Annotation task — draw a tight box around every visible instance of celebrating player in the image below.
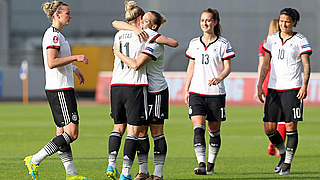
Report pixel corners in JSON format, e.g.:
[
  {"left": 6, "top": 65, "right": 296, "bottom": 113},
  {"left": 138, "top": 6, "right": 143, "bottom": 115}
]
[
  {"left": 106, "top": 1, "right": 169, "bottom": 180},
  {"left": 257, "top": 19, "right": 286, "bottom": 157},
  {"left": 113, "top": 10, "right": 178, "bottom": 180},
  {"left": 185, "top": 8, "right": 235, "bottom": 175},
  {"left": 24, "top": 1, "right": 90, "bottom": 180},
  {"left": 257, "top": 8, "right": 311, "bottom": 175}
]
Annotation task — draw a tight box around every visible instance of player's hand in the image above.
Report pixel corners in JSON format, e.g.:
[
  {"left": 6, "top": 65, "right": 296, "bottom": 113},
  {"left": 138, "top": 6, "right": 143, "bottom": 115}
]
[
  {"left": 134, "top": 28, "right": 148, "bottom": 42},
  {"left": 184, "top": 91, "right": 189, "bottom": 106},
  {"left": 208, "top": 77, "right": 221, "bottom": 86},
  {"left": 297, "top": 85, "right": 307, "bottom": 99},
  {"left": 75, "top": 55, "right": 88, "bottom": 64},
  {"left": 257, "top": 85, "right": 265, "bottom": 103},
  {"left": 74, "top": 68, "right": 85, "bottom": 84}
]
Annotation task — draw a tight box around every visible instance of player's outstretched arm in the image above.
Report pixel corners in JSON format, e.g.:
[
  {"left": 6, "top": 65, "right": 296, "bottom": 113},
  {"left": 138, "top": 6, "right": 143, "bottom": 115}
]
[
  {"left": 155, "top": 35, "right": 179, "bottom": 48},
  {"left": 46, "top": 49, "right": 88, "bottom": 69},
  {"left": 112, "top": 20, "right": 148, "bottom": 42}
]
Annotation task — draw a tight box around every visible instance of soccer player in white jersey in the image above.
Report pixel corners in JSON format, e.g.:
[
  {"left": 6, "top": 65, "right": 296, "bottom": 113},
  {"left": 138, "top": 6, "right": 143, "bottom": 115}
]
[
  {"left": 24, "top": 1, "right": 90, "bottom": 180},
  {"left": 185, "top": 8, "right": 235, "bottom": 175},
  {"left": 113, "top": 11, "right": 178, "bottom": 180},
  {"left": 257, "top": 8, "right": 311, "bottom": 175},
  {"left": 105, "top": 1, "right": 162, "bottom": 180}
]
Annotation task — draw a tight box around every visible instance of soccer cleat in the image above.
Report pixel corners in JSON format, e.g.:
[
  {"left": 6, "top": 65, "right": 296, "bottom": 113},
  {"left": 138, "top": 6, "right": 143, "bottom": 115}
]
[
  {"left": 106, "top": 166, "right": 120, "bottom": 180},
  {"left": 206, "top": 162, "right": 214, "bottom": 175},
  {"left": 146, "top": 175, "right": 163, "bottom": 180},
  {"left": 279, "top": 163, "right": 291, "bottom": 175},
  {"left": 274, "top": 158, "right": 284, "bottom": 173},
  {"left": 119, "top": 174, "right": 132, "bottom": 180},
  {"left": 267, "top": 143, "right": 275, "bottom": 156},
  {"left": 24, "top": 155, "right": 39, "bottom": 180},
  {"left": 194, "top": 162, "right": 206, "bottom": 175},
  {"left": 134, "top": 172, "right": 150, "bottom": 180},
  {"left": 66, "top": 174, "right": 92, "bottom": 180}
]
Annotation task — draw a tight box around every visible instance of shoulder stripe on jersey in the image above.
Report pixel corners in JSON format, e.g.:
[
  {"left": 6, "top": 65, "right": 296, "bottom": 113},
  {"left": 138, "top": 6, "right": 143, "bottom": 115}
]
[
  {"left": 185, "top": 53, "right": 195, "bottom": 60},
  {"left": 149, "top": 34, "right": 161, "bottom": 43},
  {"left": 47, "top": 45, "right": 60, "bottom": 50},
  {"left": 300, "top": 50, "right": 312, "bottom": 56},
  {"left": 262, "top": 46, "right": 271, "bottom": 54},
  {"left": 142, "top": 52, "right": 157, "bottom": 61},
  {"left": 223, "top": 54, "right": 235, "bottom": 60}
]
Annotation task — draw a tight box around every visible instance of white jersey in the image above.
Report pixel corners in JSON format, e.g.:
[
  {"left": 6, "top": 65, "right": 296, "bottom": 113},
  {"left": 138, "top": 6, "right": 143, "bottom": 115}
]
[
  {"left": 111, "top": 28, "right": 159, "bottom": 86},
  {"left": 263, "top": 32, "right": 312, "bottom": 90},
  {"left": 143, "top": 38, "right": 166, "bottom": 93},
  {"left": 186, "top": 36, "right": 235, "bottom": 95},
  {"left": 42, "top": 26, "right": 74, "bottom": 90}
]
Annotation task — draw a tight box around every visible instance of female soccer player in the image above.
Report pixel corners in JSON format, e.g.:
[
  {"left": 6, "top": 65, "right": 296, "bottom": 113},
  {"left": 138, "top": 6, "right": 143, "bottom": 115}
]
[
  {"left": 257, "top": 8, "right": 311, "bottom": 175},
  {"left": 185, "top": 8, "right": 235, "bottom": 175},
  {"left": 257, "top": 19, "right": 286, "bottom": 157},
  {"left": 24, "top": 1, "right": 90, "bottom": 180},
  {"left": 106, "top": 1, "right": 172, "bottom": 180},
  {"left": 113, "top": 11, "right": 178, "bottom": 180}
]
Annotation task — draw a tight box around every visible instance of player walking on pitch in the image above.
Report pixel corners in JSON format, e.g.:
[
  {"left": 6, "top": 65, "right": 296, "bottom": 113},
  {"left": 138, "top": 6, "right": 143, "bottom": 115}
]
[
  {"left": 24, "top": 1, "right": 90, "bottom": 180},
  {"left": 185, "top": 8, "right": 235, "bottom": 175},
  {"left": 257, "top": 8, "right": 311, "bottom": 175}
]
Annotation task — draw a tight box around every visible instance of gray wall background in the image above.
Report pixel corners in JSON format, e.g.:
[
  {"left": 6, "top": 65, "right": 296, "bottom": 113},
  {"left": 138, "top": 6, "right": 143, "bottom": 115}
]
[{"left": 1, "top": 0, "right": 320, "bottom": 99}]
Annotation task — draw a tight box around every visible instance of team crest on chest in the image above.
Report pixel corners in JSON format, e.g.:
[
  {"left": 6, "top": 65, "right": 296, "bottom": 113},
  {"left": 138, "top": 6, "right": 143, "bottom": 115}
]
[{"left": 53, "top": 36, "right": 59, "bottom": 43}]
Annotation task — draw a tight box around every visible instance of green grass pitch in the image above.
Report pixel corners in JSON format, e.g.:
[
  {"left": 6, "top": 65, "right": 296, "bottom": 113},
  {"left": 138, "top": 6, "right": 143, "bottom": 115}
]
[{"left": 0, "top": 103, "right": 319, "bottom": 179}]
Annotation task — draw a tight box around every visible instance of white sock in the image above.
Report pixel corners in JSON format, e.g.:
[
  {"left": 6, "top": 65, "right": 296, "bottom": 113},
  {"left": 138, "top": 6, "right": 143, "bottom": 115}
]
[{"left": 31, "top": 148, "right": 49, "bottom": 165}]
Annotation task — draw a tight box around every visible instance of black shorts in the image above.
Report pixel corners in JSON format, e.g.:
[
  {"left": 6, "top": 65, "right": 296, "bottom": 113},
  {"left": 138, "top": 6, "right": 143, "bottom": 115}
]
[
  {"left": 110, "top": 85, "right": 148, "bottom": 126},
  {"left": 188, "top": 93, "right": 226, "bottom": 122},
  {"left": 147, "top": 88, "right": 169, "bottom": 125},
  {"left": 263, "top": 89, "right": 303, "bottom": 122},
  {"left": 45, "top": 88, "right": 79, "bottom": 127}
]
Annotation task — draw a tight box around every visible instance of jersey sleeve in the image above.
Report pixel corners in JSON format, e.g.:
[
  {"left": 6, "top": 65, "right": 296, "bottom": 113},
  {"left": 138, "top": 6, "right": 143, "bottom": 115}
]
[
  {"left": 262, "top": 35, "right": 272, "bottom": 54},
  {"left": 144, "top": 28, "right": 160, "bottom": 43},
  {"left": 258, "top": 41, "right": 265, "bottom": 58},
  {"left": 222, "top": 41, "right": 235, "bottom": 60},
  {"left": 142, "top": 42, "right": 161, "bottom": 60},
  {"left": 45, "top": 31, "right": 61, "bottom": 51},
  {"left": 299, "top": 37, "right": 312, "bottom": 56},
  {"left": 185, "top": 41, "right": 195, "bottom": 60}
]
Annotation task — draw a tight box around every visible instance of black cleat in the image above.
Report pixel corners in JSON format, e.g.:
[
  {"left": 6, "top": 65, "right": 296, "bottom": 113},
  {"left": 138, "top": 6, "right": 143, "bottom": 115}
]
[
  {"left": 194, "top": 162, "right": 206, "bottom": 175},
  {"left": 206, "top": 162, "right": 214, "bottom": 174},
  {"left": 279, "top": 163, "right": 291, "bottom": 175}
]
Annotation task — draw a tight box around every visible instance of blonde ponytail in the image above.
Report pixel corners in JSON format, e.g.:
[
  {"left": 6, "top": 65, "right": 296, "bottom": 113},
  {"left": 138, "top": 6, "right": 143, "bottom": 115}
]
[{"left": 124, "top": 0, "right": 144, "bottom": 22}]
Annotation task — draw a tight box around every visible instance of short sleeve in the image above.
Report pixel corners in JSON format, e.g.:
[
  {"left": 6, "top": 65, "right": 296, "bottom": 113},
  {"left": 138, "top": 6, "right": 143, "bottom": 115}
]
[
  {"left": 263, "top": 35, "right": 272, "bottom": 54},
  {"left": 222, "top": 41, "right": 235, "bottom": 60},
  {"left": 45, "top": 32, "right": 61, "bottom": 51},
  {"left": 142, "top": 42, "right": 162, "bottom": 60},
  {"left": 258, "top": 41, "right": 265, "bottom": 57},
  {"left": 299, "top": 38, "right": 312, "bottom": 56},
  {"left": 144, "top": 28, "right": 160, "bottom": 43},
  {"left": 185, "top": 41, "right": 195, "bottom": 60}
]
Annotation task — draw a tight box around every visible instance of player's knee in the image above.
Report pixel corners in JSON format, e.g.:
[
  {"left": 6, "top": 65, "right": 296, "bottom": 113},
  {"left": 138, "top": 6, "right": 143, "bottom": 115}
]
[
  {"left": 154, "top": 134, "right": 167, "bottom": 154},
  {"left": 113, "top": 124, "right": 127, "bottom": 135},
  {"left": 194, "top": 126, "right": 205, "bottom": 147},
  {"left": 209, "top": 130, "right": 221, "bottom": 147},
  {"left": 150, "top": 125, "right": 163, "bottom": 137}
]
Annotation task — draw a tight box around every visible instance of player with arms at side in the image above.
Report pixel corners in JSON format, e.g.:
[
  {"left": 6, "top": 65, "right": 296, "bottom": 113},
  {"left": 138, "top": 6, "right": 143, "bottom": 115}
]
[
  {"left": 257, "top": 19, "right": 286, "bottom": 157},
  {"left": 185, "top": 8, "right": 234, "bottom": 175},
  {"left": 257, "top": 8, "right": 311, "bottom": 175},
  {"left": 24, "top": 1, "right": 90, "bottom": 180},
  {"left": 113, "top": 10, "right": 178, "bottom": 180}
]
